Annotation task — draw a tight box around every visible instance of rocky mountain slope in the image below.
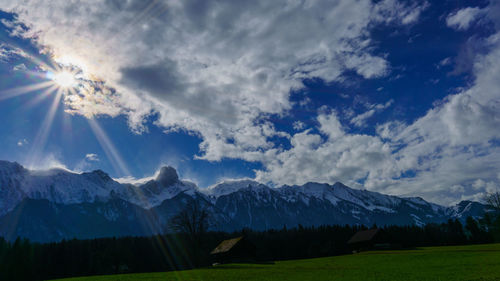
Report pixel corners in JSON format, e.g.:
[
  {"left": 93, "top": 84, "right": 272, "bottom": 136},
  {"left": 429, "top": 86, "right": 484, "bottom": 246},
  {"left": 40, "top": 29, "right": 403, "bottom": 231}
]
[{"left": 0, "top": 160, "right": 491, "bottom": 242}]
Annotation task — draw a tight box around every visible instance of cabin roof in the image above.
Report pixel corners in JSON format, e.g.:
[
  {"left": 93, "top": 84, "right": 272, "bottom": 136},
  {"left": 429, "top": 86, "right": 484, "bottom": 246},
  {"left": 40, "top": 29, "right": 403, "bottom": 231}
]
[
  {"left": 347, "top": 228, "right": 380, "bottom": 244},
  {"left": 210, "top": 236, "right": 244, "bottom": 254}
]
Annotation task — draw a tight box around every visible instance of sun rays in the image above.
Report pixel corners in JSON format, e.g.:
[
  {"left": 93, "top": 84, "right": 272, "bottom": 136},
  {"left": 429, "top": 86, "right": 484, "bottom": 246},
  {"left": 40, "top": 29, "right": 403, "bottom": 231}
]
[
  {"left": 87, "top": 118, "right": 130, "bottom": 176},
  {"left": 0, "top": 6, "right": 186, "bottom": 262},
  {"left": 26, "top": 88, "right": 64, "bottom": 168},
  {"left": 0, "top": 56, "right": 82, "bottom": 170},
  {"left": 0, "top": 1, "right": 171, "bottom": 215},
  {"left": 0, "top": 0, "right": 172, "bottom": 178},
  {"left": 0, "top": 3, "right": 197, "bottom": 266},
  {"left": 0, "top": 81, "right": 53, "bottom": 102},
  {"left": 0, "top": 51, "right": 133, "bottom": 181}
]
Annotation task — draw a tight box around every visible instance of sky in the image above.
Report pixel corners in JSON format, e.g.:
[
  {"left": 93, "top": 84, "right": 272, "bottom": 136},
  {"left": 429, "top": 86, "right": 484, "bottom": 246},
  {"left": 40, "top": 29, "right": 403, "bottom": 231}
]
[{"left": 0, "top": 0, "right": 499, "bottom": 205}]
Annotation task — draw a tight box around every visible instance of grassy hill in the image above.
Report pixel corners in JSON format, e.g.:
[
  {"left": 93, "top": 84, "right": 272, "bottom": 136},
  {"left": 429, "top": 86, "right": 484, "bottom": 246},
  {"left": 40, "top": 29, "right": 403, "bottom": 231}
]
[{"left": 54, "top": 243, "right": 500, "bottom": 281}]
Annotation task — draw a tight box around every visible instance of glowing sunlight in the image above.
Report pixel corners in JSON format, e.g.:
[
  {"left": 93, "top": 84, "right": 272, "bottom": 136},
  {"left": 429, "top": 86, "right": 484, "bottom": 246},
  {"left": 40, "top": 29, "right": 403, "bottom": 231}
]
[{"left": 50, "top": 70, "right": 77, "bottom": 89}]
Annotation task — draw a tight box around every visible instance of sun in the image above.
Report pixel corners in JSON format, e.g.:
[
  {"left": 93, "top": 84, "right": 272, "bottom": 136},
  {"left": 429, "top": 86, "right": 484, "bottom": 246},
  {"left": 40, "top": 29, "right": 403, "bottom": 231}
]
[{"left": 51, "top": 71, "right": 77, "bottom": 88}]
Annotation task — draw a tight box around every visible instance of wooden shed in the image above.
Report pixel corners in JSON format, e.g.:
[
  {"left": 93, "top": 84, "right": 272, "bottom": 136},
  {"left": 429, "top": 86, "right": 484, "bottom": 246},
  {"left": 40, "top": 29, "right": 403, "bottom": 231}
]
[
  {"left": 210, "top": 236, "right": 256, "bottom": 264},
  {"left": 347, "top": 228, "right": 390, "bottom": 252}
]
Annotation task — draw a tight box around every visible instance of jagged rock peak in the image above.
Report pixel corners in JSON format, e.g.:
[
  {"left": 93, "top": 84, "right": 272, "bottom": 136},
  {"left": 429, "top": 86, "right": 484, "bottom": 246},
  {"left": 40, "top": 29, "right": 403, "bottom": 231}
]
[
  {"left": 332, "top": 182, "right": 348, "bottom": 188},
  {"left": 87, "top": 169, "right": 112, "bottom": 181},
  {"left": 156, "top": 166, "right": 179, "bottom": 186},
  {"left": 0, "top": 160, "right": 24, "bottom": 173}
]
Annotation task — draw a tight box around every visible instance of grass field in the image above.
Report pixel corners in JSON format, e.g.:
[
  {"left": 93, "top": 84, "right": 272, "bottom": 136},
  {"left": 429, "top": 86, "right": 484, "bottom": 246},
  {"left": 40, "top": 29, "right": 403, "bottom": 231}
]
[{"left": 54, "top": 243, "right": 500, "bottom": 281}]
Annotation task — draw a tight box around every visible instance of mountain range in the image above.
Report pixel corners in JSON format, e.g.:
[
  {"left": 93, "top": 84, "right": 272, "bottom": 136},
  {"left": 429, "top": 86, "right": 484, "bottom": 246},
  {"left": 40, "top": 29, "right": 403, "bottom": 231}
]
[{"left": 0, "top": 160, "right": 491, "bottom": 242}]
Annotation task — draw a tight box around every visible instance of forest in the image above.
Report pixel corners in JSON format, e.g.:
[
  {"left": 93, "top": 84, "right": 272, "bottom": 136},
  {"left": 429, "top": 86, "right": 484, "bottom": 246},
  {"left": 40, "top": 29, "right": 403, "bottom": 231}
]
[{"left": 0, "top": 213, "right": 499, "bottom": 281}]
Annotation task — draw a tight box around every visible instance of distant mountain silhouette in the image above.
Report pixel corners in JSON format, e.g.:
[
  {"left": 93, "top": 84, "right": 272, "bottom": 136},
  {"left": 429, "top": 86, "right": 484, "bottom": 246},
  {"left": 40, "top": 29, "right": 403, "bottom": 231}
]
[{"left": 0, "top": 160, "right": 491, "bottom": 242}]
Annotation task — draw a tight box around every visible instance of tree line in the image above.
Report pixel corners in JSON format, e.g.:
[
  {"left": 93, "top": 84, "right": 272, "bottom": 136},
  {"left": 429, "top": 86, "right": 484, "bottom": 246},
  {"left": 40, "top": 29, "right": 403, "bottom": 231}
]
[
  {"left": 2, "top": 192, "right": 500, "bottom": 281},
  {"left": 0, "top": 214, "right": 498, "bottom": 281}
]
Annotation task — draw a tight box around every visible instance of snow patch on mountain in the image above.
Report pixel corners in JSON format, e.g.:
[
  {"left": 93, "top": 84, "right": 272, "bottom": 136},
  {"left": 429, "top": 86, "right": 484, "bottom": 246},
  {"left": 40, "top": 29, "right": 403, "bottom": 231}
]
[
  {"left": 0, "top": 161, "right": 201, "bottom": 214},
  {"left": 0, "top": 160, "right": 491, "bottom": 230},
  {"left": 118, "top": 180, "right": 199, "bottom": 209},
  {"left": 410, "top": 214, "right": 425, "bottom": 227},
  {"left": 279, "top": 182, "right": 400, "bottom": 213},
  {"left": 0, "top": 161, "right": 125, "bottom": 214},
  {"left": 114, "top": 166, "right": 200, "bottom": 209},
  {"left": 203, "top": 179, "right": 264, "bottom": 198},
  {"left": 405, "top": 196, "right": 445, "bottom": 213},
  {"left": 23, "top": 169, "right": 121, "bottom": 205}
]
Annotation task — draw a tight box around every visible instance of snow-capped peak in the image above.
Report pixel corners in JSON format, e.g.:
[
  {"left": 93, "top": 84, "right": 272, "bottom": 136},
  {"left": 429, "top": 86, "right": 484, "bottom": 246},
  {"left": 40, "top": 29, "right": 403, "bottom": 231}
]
[
  {"left": 85, "top": 169, "right": 113, "bottom": 182},
  {"left": 279, "top": 182, "right": 336, "bottom": 204},
  {"left": 112, "top": 166, "right": 202, "bottom": 209},
  {"left": 22, "top": 167, "right": 121, "bottom": 204},
  {"left": 0, "top": 160, "right": 489, "bottom": 228},
  {"left": 279, "top": 182, "right": 401, "bottom": 212},
  {"left": 156, "top": 166, "right": 179, "bottom": 187},
  {"left": 405, "top": 196, "right": 428, "bottom": 205},
  {"left": 203, "top": 179, "right": 264, "bottom": 197}
]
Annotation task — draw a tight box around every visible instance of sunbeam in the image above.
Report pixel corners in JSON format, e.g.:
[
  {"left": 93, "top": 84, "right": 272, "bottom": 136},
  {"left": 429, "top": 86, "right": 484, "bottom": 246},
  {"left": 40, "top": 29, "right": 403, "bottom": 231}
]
[
  {"left": 26, "top": 88, "right": 63, "bottom": 168},
  {"left": 23, "top": 84, "right": 59, "bottom": 110},
  {"left": 0, "top": 81, "right": 53, "bottom": 101},
  {"left": 87, "top": 118, "right": 131, "bottom": 177}
]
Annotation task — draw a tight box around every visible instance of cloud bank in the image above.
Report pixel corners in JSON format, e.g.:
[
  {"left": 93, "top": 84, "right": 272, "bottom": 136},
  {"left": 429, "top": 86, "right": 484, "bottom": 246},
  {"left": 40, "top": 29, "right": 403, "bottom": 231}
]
[
  {"left": 446, "top": 7, "right": 486, "bottom": 31},
  {"left": 2, "top": 0, "right": 500, "bottom": 204},
  {"left": 0, "top": 0, "right": 421, "bottom": 155}
]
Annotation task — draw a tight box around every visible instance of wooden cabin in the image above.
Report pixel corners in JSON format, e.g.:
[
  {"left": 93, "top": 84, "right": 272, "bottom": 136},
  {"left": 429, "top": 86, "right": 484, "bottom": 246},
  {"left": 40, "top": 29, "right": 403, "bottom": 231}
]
[
  {"left": 347, "top": 228, "right": 390, "bottom": 252},
  {"left": 210, "top": 236, "right": 256, "bottom": 264}
]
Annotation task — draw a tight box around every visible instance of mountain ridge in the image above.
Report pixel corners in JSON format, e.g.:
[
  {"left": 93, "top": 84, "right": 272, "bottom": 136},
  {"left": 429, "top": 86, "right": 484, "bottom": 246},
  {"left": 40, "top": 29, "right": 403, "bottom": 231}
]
[{"left": 0, "top": 160, "right": 492, "bottom": 242}]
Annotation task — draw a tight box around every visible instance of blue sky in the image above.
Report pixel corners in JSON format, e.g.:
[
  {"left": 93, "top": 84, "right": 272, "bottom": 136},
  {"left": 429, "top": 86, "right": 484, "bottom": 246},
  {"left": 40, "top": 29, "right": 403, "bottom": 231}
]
[{"left": 0, "top": 0, "right": 499, "bottom": 205}]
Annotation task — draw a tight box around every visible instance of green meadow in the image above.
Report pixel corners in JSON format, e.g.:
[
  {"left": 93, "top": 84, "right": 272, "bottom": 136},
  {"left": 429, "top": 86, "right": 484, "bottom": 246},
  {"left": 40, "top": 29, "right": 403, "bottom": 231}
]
[{"left": 54, "top": 243, "right": 500, "bottom": 281}]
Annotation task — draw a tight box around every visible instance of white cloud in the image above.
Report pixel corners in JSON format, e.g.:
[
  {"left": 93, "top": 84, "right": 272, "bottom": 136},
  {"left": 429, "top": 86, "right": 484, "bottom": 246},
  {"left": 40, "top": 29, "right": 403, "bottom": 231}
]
[
  {"left": 292, "top": 121, "right": 306, "bottom": 131},
  {"left": 372, "top": 0, "right": 429, "bottom": 25},
  {"left": 318, "top": 111, "right": 344, "bottom": 139},
  {"left": 450, "top": 185, "right": 465, "bottom": 193},
  {"left": 375, "top": 24, "right": 500, "bottom": 203},
  {"left": 299, "top": 97, "right": 312, "bottom": 107},
  {"left": 446, "top": 7, "right": 486, "bottom": 31},
  {"left": 0, "top": 18, "right": 25, "bottom": 36},
  {"left": 472, "top": 179, "right": 498, "bottom": 193},
  {"left": 256, "top": 111, "right": 395, "bottom": 189},
  {"left": 473, "top": 179, "right": 487, "bottom": 190},
  {"left": 376, "top": 121, "right": 406, "bottom": 140},
  {"left": 257, "top": 2, "right": 500, "bottom": 205},
  {"left": 74, "top": 153, "right": 100, "bottom": 172},
  {"left": 25, "top": 153, "right": 69, "bottom": 171},
  {"left": 437, "top": 57, "right": 451, "bottom": 69},
  {"left": 85, "top": 153, "right": 99, "bottom": 162},
  {"left": 12, "top": 63, "right": 27, "bottom": 71},
  {"left": 350, "top": 99, "right": 393, "bottom": 127},
  {"left": 8, "top": 0, "right": 499, "bottom": 205},
  {"left": 0, "top": 0, "right": 426, "bottom": 164},
  {"left": 17, "top": 139, "right": 28, "bottom": 147},
  {"left": 0, "top": 43, "right": 30, "bottom": 62},
  {"left": 350, "top": 109, "right": 376, "bottom": 127}
]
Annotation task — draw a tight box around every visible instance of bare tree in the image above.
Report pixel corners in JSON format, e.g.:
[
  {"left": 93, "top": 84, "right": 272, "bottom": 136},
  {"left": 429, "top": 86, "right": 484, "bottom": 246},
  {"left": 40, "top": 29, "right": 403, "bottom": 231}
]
[
  {"left": 169, "top": 200, "right": 211, "bottom": 245},
  {"left": 484, "top": 191, "right": 500, "bottom": 210},
  {"left": 483, "top": 191, "right": 500, "bottom": 242},
  {"left": 169, "top": 200, "right": 211, "bottom": 266},
  {"left": 169, "top": 200, "right": 210, "bottom": 239}
]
